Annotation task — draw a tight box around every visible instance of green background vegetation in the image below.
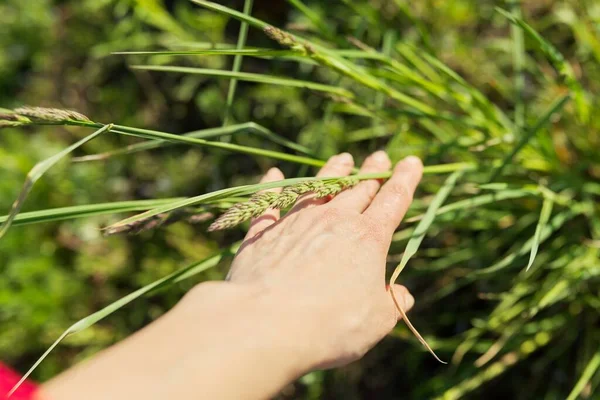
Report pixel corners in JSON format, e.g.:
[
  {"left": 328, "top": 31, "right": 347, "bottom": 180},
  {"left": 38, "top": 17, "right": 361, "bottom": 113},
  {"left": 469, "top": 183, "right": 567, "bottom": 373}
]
[{"left": 1, "top": 0, "right": 599, "bottom": 398}]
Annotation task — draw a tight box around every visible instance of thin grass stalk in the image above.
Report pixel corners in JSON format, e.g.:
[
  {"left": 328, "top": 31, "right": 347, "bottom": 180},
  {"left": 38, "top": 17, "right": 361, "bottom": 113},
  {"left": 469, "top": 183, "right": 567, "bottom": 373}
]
[
  {"left": 566, "top": 350, "right": 600, "bottom": 400},
  {"left": 73, "top": 122, "right": 315, "bottom": 161},
  {"left": 105, "top": 164, "right": 476, "bottom": 233},
  {"left": 0, "top": 198, "right": 183, "bottom": 226},
  {"left": 64, "top": 120, "right": 329, "bottom": 168},
  {"left": 510, "top": 0, "right": 526, "bottom": 128},
  {"left": 131, "top": 65, "right": 355, "bottom": 98},
  {"left": 1, "top": 108, "right": 329, "bottom": 167},
  {"left": 223, "top": 0, "right": 253, "bottom": 126}
]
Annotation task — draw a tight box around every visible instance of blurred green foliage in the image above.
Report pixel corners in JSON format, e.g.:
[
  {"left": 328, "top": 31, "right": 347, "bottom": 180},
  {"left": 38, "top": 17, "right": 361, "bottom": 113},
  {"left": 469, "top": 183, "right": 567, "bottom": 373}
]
[{"left": 1, "top": 0, "right": 600, "bottom": 399}]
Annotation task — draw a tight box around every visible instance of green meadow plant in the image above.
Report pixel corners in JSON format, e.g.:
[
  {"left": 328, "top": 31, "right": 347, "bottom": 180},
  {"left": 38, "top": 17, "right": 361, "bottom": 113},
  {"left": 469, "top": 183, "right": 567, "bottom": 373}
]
[{"left": 2, "top": 0, "right": 599, "bottom": 398}]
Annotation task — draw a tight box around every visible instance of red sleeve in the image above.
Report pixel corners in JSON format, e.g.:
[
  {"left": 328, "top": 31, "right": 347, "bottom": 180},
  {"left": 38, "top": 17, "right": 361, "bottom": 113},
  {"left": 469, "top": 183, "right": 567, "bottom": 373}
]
[{"left": 0, "top": 362, "right": 38, "bottom": 400}]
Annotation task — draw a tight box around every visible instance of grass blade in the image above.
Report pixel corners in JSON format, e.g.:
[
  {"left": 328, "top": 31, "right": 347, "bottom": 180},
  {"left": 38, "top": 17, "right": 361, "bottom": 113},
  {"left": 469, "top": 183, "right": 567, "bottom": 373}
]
[
  {"left": 496, "top": 7, "right": 589, "bottom": 122},
  {"left": 390, "top": 169, "right": 465, "bottom": 363},
  {"left": 0, "top": 124, "right": 112, "bottom": 240},
  {"left": 405, "top": 189, "right": 534, "bottom": 224},
  {"left": 73, "top": 122, "right": 315, "bottom": 161},
  {"left": 190, "top": 0, "right": 268, "bottom": 29},
  {"left": 114, "top": 48, "right": 298, "bottom": 57},
  {"left": 8, "top": 244, "right": 239, "bottom": 396},
  {"left": 390, "top": 170, "right": 465, "bottom": 283},
  {"left": 131, "top": 65, "right": 355, "bottom": 98},
  {"left": 510, "top": 1, "right": 525, "bottom": 128},
  {"left": 0, "top": 198, "right": 182, "bottom": 226},
  {"left": 526, "top": 197, "right": 554, "bottom": 271},
  {"left": 223, "top": 0, "right": 253, "bottom": 126},
  {"left": 67, "top": 122, "right": 328, "bottom": 168},
  {"left": 477, "top": 209, "right": 579, "bottom": 275},
  {"left": 566, "top": 351, "right": 600, "bottom": 400}
]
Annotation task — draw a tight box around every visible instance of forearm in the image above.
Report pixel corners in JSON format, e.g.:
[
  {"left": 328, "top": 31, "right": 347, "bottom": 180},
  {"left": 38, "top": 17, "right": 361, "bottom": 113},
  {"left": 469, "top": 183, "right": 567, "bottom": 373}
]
[{"left": 39, "top": 282, "right": 313, "bottom": 400}]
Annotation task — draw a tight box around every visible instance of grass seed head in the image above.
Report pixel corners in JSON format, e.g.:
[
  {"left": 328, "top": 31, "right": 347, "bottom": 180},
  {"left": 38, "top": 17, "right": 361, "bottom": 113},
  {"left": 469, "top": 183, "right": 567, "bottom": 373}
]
[
  {"left": 12, "top": 106, "right": 91, "bottom": 123},
  {"left": 208, "top": 177, "right": 359, "bottom": 231},
  {"left": 271, "top": 187, "right": 299, "bottom": 209},
  {"left": 263, "top": 26, "right": 297, "bottom": 47}
]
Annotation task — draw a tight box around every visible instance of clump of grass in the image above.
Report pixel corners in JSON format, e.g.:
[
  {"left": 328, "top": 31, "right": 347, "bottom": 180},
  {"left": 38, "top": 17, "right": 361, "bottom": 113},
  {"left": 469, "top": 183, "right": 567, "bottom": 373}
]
[{"left": 4, "top": 0, "right": 600, "bottom": 398}]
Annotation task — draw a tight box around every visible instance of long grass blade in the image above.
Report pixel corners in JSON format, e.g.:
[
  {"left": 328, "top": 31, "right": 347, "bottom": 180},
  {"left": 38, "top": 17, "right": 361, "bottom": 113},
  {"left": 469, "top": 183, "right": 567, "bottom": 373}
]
[
  {"left": 0, "top": 124, "right": 112, "bottom": 240},
  {"left": 8, "top": 244, "right": 238, "bottom": 396},
  {"left": 496, "top": 7, "right": 589, "bottom": 122},
  {"left": 190, "top": 0, "right": 268, "bottom": 29},
  {"left": 70, "top": 122, "right": 327, "bottom": 168},
  {"left": 73, "top": 122, "right": 314, "bottom": 161},
  {"left": 526, "top": 197, "right": 554, "bottom": 271},
  {"left": 405, "top": 189, "right": 534, "bottom": 224},
  {"left": 116, "top": 47, "right": 403, "bottom": 62},
  {"left": 224, "top": 0, "right": 253, "bottom": 126},
  {"left": 510, "top": 1, "right": 525, "bottom": 128},
  {"left": 131, "top": 65, "right": 355, "bottom": 98},
  {"left": 390, "top": 170, "right": 465, "bottom": 363},
  {"left": 390, "top": 170, "right": 465, "bottom": 283},
  {"left": 566, "top": 351, "right": 600, "bottom": 400},
  {"left": 0, "top": 198, "right": 182, "bottom": 226},
  {"left": 114, "top": 48, "right": 298, "bottom": 57}
]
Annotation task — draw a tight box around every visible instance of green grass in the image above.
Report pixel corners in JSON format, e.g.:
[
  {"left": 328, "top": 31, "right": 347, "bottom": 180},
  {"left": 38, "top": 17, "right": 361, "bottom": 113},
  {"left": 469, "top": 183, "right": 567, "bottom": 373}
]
[{"left": 2, "top": 0, "right": 599, "bottom": 398}]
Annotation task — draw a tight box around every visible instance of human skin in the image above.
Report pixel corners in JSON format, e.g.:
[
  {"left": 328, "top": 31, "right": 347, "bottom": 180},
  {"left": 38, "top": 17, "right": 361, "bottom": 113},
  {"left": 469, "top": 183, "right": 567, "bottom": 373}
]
[{"left": 38, "top": 151, "right": 422, "bottom": 400}]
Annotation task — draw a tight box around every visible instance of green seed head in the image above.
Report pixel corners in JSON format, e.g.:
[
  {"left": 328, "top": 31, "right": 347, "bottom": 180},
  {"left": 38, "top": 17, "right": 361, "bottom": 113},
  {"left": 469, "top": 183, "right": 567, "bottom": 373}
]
[{"left": 208, "top": 177, "right": 359, "bottom": 231}]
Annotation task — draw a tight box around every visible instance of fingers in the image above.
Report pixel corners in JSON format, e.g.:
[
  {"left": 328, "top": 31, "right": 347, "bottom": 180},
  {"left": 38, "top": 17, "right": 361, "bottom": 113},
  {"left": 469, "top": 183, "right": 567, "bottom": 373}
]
[
  {"left": 244, "top": 167, "right": 285, "bottom": 240},
  {"left": 330, "top": 150, "right": 391, "bottom": 212},
  {"left": 363, "top": 156, "right": 423, "bottom": 238},
  {"left": 390, "top": 284, "right": 415, "bottom": 320},
  {"left": 288, "top": 153, "right": 354, "bottom": 212}
]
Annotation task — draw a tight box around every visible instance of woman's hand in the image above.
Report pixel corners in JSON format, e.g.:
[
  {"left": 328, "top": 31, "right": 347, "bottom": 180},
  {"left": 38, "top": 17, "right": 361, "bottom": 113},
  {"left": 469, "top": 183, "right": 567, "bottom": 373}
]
[
  {"left": 227, "top": 151, "right": 423, "bottom": 369},
  {"left": 40, "top": 151, "right": 423, "bottom": 400}
]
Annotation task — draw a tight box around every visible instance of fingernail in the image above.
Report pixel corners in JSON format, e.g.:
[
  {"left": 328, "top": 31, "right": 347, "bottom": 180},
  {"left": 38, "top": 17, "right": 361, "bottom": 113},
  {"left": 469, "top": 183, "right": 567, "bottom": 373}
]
[
  {"left": 265, "top": 168, "right": 283, "bottom": 181},
  {"left": 403, "top": 155, "right": 422, "bottom": 166},
  {"left": 337, "top": 152, "right": 353, "bottom": 164},
  {"left": 267, "top": 167, "right": 279, "bottom": 176},
  {"left": 372, "top": 150, "right": 389, "bottom": 162}
]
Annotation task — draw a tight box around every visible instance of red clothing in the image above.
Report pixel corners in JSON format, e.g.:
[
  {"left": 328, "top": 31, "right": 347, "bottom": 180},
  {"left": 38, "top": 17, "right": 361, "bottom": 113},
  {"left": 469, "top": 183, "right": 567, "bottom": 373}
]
[{"left": 0, "top": 363, "right": 38, "bottom": 399}]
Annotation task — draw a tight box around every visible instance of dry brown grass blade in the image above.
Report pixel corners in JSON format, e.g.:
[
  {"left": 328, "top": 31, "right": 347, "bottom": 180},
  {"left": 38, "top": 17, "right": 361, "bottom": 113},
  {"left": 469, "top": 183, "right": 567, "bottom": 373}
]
[{"left": 390, "top": 288, "right": 447, "bottom": 364}]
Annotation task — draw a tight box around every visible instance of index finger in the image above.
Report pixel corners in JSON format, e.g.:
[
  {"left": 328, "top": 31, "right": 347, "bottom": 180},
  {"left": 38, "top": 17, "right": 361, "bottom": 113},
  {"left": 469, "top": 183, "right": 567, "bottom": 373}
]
[{"left": 363, "top": 156, "right": 423, "bottom": 238}]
